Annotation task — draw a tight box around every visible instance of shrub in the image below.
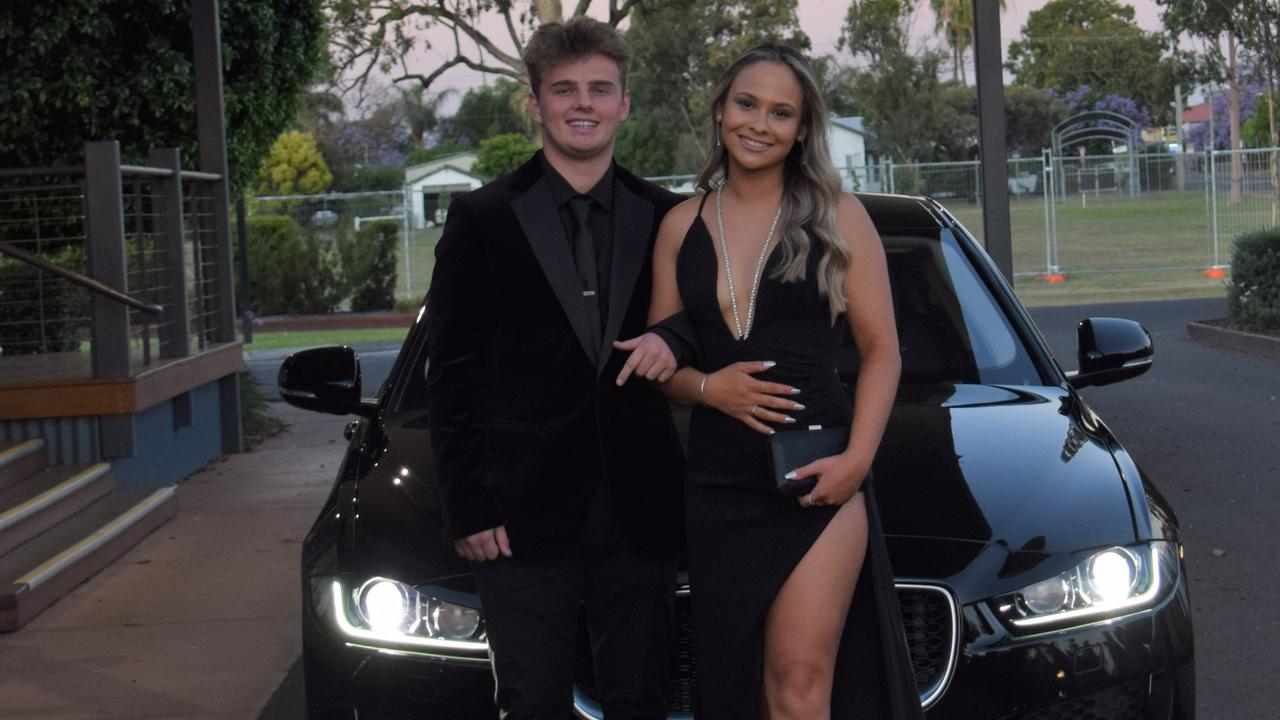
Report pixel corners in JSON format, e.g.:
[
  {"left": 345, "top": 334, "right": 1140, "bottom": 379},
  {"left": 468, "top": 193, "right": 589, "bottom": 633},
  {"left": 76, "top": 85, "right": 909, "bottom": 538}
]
[
  {"left": 340, "top": 219, "right": 400, "bottom": 311},
  {"left": 245, "top": 215, "right": 342, "bottom": 315},
  {"left": 0, "top": 248, "right": 88, "bottom": 355},
  {"left": 474, "top": 133, "right": 539, "bottom": 178},
  {"left": 1227, "top": 228, "right": 1280, "bottom": 331}
]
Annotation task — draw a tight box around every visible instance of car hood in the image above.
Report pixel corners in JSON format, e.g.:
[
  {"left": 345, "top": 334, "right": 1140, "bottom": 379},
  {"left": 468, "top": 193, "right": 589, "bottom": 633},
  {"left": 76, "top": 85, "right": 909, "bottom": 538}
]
[
  {"left": 343, "top": 384, "right": 1140, "bottom": 600},
  {"left": 874, "top": 383, "right": 1136, "bottom": 554}
]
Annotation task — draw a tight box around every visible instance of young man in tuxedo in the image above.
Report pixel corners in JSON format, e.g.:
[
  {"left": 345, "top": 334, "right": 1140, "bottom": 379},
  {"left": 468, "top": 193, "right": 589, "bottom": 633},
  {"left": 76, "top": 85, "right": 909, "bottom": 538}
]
[{"left": 424, "top": 16, "right": 688, "bottom": 720}]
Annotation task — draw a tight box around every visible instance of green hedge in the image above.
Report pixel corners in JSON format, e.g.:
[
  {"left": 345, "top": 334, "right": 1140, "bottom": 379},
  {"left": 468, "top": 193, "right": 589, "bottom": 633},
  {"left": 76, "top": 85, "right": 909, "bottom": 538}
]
[
  {"left": 0, "top": 247, "right": 87, "bottom": 354},
  {"left": 1228, "top": 228, "right": 1280, "bottom": 331},
  {"left": 340, "top": 219, "right": 399, "bottom": 311},
  {"left": 245, "top": 215, "right": 342, "bottom": 315}
]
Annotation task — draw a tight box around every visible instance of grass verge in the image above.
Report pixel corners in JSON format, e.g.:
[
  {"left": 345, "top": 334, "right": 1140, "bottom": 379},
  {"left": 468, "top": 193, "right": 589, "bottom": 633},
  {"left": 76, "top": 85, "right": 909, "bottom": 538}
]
[{"left": 244, "top": 327, "right": 411, "bottom": 352}]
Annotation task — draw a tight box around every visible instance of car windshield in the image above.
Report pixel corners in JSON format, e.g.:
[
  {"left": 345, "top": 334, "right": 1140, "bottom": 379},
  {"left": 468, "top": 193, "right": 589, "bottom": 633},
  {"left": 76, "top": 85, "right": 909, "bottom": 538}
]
[{"left": 882, "top": 228, "right": 1042, "bottom": 387}]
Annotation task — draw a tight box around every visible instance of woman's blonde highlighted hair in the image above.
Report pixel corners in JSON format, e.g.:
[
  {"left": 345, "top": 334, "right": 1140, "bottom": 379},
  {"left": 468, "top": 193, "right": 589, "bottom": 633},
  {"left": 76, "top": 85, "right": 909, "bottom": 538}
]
[{"left": 696, "top": 44, "right": 849, "bottom": 321}]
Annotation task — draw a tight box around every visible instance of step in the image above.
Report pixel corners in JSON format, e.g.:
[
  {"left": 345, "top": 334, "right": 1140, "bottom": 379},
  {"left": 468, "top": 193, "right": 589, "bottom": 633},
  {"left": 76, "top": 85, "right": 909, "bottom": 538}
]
[
  {"left": 0, "top": 486, "right": 175, "bottom": 631},
  {"left": 0, "top": 439, "right": 47, "bottom": 493},
  {"left": 0, "top": 464, "right": 113, "bottom": 558}
]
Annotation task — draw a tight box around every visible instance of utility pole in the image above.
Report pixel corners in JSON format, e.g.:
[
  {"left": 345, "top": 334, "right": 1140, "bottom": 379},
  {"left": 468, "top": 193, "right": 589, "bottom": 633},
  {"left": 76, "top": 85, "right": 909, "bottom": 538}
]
[{"left": 973, "top": 0, "right": 1012, "bottom": 282}]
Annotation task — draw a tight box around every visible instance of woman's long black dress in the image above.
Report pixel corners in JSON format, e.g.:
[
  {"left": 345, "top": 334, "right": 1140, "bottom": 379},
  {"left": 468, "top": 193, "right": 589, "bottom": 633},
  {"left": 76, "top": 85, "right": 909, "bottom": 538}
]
[{"left": 677, "top": 199, "right": 924, "bottom": 720}]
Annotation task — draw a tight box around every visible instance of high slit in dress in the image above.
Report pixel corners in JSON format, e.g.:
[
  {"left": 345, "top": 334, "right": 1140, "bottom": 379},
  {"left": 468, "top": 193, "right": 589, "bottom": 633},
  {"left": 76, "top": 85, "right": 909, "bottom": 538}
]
[{"left": 677, "top": 195, "right": 924, "bottom": 719}]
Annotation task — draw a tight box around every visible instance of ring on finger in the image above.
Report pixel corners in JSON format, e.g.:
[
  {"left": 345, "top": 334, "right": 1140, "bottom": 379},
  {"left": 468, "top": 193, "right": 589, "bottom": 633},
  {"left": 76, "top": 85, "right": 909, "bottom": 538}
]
[
  {"left": 749, "top": 405, "right": 759, "bottom": 416},
  {"left": 804, "top": 493, "right": 813, "bottom": 507}
]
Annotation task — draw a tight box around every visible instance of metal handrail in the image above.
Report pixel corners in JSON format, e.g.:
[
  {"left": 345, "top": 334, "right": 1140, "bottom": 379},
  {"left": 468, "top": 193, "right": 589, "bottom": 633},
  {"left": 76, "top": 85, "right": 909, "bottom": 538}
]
[{"left": 0, "top": 242, "right": 162, "bottom": 316}]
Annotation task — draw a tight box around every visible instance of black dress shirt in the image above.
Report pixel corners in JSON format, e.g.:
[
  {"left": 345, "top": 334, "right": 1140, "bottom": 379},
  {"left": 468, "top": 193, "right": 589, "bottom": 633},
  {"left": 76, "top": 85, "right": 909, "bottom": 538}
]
[{"left": 541, "top": 154, "right": 615, "bottom": 326}]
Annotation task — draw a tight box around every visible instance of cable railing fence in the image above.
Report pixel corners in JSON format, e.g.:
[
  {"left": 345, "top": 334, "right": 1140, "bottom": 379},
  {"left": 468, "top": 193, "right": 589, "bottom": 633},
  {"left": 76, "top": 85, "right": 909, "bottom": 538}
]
[{"left": 0, "top": 142, "right": 236, "bottom": 380}]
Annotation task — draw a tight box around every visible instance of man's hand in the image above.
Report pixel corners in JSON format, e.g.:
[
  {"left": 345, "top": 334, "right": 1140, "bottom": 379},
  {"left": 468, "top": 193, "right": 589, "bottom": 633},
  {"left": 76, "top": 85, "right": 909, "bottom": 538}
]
[
  {"left": 613, "top": 332, "right": 678, "bottom": 385},
  {"left": 454, "top": 526, "right": 512, "bottom": 561}
]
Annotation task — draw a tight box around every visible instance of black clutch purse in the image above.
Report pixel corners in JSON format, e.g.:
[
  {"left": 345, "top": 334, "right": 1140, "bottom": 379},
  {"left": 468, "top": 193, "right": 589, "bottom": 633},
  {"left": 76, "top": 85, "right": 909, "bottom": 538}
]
[{"left": 768, "top": 426, "right": 848, "bottom": 496}]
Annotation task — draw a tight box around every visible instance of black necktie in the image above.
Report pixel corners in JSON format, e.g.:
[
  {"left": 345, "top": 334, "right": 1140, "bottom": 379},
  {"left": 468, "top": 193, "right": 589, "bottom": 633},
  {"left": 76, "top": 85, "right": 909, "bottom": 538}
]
[{"left": 569, "top": 197, "right": 602, "bottom": 359}]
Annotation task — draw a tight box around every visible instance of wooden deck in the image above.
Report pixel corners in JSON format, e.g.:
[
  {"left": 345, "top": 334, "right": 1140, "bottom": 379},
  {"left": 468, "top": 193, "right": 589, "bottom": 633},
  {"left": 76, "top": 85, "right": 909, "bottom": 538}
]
[{"left": 0, "top": 343, "right": 243, "bottom": 419}]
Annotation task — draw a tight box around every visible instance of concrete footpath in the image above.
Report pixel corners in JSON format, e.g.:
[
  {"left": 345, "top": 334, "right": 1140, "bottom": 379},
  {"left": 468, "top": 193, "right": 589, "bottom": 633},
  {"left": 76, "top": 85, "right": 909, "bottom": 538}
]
[{"left": 0, "top": 403, "right": 349, "bottom": 719}]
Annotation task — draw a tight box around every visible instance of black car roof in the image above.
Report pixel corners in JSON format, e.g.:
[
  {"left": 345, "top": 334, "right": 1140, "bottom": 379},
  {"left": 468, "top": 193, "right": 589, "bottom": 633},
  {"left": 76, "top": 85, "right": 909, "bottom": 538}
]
[{"left": 853, "top": 193, "right": 948, "bottom": 233}]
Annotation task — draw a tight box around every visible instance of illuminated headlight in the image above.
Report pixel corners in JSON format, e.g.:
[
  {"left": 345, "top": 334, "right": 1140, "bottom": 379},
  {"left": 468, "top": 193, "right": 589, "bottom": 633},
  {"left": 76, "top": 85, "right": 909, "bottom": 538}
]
[
  {"left": 326, "top": 578, "right": 488, "bottom": 655},
  {"left": 990, "top": 542, "right": 1179, "bottom": 634},
  {"left": 356, "top": 578, "right": 419, "bottom": 635}
]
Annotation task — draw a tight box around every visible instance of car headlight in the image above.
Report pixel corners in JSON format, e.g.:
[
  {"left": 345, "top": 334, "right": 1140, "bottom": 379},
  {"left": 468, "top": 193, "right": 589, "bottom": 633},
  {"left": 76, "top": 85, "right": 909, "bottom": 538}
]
[
  {"left": 327, "top": 577, "right": 489, "bottom": 656},
  {"left": 990, "top": 542, "right": 1179, "bottom": 634}
]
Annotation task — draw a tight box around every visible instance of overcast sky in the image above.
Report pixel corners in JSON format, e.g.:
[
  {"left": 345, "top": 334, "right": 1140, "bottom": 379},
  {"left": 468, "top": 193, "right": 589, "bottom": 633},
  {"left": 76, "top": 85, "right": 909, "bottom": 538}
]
[{"left": 389, "top": 1, "right": 1183, "bottom": 111}]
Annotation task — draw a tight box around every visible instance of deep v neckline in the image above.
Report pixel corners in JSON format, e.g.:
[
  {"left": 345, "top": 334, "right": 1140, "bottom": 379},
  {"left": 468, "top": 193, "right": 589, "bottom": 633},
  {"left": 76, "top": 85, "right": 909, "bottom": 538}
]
[{"left": 693, "top": 213, "right": 783, "bottom": 343}]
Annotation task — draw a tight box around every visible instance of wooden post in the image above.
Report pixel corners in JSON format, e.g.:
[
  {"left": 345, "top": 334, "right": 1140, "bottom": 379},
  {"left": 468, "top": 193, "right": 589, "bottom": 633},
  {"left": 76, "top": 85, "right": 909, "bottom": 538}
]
[
  {"left": 84, "top": 141, "right": 137, "bottom": 459},
  {"left": 84, "top": 141, "right": 131, "bottom": 380},
  {"left": 149, "top": 149, "right": 191, "bottom": 360},
  {"left": 191, "top": 0, "right": 242, "bottom": 454}
]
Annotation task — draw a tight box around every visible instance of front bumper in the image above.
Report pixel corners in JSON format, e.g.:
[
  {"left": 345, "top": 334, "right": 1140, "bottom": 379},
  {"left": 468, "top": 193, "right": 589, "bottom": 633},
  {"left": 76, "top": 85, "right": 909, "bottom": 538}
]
[
  {"left": 301, "top": 569, "right": 1192, "bottom": 720},
  {"left": 924, "top": 565, "right": 1195, "bottom": 719}
]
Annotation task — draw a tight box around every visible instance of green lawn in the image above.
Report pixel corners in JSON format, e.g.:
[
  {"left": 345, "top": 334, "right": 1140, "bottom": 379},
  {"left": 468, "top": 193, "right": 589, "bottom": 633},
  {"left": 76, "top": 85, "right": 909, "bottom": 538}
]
[
  {"left": 244, "top": 327, "right": 410, "bottom": 352},
  {"left": 943, "top": 190, "right": 1241, "bottom": 305},
  {"left": 394, "top": 226, "right": 443, "bottom": 300}
]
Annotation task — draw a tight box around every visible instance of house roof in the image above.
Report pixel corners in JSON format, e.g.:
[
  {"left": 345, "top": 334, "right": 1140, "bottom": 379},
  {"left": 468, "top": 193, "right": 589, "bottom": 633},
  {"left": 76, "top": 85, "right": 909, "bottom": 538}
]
[
  {"left": 831, "top": 116, "right": 868, "bottom": 136},
  {"left": 404, "top": 151, "right": 478, "bottom": 183},
  {"left": 407, "top": 164, "right": 488, "bottom": 187},
  {"left": 1182, "top": 102, "right": 1210, "bottom": 124}
]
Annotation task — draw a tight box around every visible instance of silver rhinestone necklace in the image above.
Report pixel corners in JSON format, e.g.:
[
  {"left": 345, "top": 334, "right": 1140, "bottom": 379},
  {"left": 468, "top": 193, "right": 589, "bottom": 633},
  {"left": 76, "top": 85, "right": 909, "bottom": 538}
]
[{"left": 715, "top": 186, "right": 784, "bottom": 341}]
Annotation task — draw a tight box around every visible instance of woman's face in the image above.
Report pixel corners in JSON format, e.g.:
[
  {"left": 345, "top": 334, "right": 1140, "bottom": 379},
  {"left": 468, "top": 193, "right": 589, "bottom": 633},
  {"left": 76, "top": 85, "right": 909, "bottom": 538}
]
[{"left": 717, "top": 60, "right": 806, "bottom": 174}]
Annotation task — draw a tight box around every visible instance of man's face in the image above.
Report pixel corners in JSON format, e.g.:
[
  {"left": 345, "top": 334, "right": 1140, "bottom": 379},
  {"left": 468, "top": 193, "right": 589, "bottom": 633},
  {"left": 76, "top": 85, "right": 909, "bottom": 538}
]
[{"left": 529, "top": 53, "right": 630, "bottom": 164}]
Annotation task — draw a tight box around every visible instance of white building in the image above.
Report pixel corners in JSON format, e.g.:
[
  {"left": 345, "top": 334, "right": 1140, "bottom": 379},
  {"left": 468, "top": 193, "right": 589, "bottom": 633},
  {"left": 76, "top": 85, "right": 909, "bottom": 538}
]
[
  {"left": 403, "top": 152, "right": 486, "bottom": 229},
  {"left": 827, "top": 116, "right": 881, "bottom": 192}
]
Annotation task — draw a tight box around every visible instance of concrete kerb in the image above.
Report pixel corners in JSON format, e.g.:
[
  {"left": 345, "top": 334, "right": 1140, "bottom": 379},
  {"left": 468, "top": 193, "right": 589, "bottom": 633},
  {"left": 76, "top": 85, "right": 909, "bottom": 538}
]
[{"left": 1187, "top": 319, "right": 1280, "bottom": 361}]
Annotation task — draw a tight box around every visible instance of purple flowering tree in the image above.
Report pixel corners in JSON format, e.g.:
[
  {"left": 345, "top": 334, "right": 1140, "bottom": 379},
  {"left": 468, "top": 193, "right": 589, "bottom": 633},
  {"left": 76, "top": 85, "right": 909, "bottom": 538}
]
[
  {"left": 1056, "top": 85, "right": 1151, "bottom": 126},
  {"left": 1186, "top": 84, "right": 1263, "bottom": 152}
]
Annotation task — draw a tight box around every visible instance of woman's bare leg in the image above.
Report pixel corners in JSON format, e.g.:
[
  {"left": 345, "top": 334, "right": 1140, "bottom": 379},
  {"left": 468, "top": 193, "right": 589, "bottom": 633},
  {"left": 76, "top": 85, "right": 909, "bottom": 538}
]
[{"left": 760, "top": 493, "right": 869, "bottom": 720}]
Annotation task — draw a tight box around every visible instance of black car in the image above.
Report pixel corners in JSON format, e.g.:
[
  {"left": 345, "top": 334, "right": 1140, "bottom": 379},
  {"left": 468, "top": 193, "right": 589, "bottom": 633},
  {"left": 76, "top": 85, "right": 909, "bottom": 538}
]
[{"left": 280, "top": 193, "right": 1194, "bottom": 719}]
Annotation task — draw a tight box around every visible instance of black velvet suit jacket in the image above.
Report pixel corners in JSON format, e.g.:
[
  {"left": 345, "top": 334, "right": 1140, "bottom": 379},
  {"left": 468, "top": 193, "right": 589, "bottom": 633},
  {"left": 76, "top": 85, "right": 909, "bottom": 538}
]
[{"left": 424, "top": 153, "right": 685, "bottom": 560}]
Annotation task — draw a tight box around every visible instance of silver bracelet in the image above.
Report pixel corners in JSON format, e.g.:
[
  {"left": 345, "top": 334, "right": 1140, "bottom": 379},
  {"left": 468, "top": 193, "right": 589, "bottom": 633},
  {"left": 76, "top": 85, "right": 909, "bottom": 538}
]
[{"left": 697, "top": 372, "right": 709, "bottom": 404}]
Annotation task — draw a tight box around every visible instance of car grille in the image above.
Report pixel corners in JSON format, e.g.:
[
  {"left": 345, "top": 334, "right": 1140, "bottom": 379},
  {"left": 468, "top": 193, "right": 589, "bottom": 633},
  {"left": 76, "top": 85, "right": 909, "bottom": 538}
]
[
  {"left": 1015, "top": 679, "right": 1147, "bottom": 720},
  {"left": 574, "top": 584, "right": 957, "bottom": 715}
]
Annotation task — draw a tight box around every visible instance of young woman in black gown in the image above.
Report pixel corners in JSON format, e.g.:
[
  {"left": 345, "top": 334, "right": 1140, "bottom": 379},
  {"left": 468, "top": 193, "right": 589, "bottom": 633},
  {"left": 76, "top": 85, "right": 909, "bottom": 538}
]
[{"left": 642, "top": 46, "right": 925, "bottom": 719}]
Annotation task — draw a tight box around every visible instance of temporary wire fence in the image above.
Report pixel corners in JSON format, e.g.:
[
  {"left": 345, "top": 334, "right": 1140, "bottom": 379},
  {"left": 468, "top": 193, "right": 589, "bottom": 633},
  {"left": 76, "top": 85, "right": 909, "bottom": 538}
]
[{"left": 247, "top": 148, "right": 1280, "bottom": 304}]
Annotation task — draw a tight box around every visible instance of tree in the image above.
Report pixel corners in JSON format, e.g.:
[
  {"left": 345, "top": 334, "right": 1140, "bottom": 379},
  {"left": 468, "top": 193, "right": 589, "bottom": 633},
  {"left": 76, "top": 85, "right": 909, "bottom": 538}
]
[
  {"left": 1159, "top": 0, "right": 1280, "bottom": 204},
  {"left": 313, "top": 90, "right": 415, "bottom": 192},
  {"left": 618, "top": 0, "right": 811, "bottom": 175},
  {"left": 400, "top": 87, "right": 451, "bottom": 149},
  {"left": 473, "top": 133, "right": 540, "bottom": 178},
  {"left": 327, "top": 0, "right": 643, "bottom": 97},
  {"left": 257, "top": 131, "right": 333, "bottom": 195},
  {"left": 928, "top": 0, "right": 1007, "bottom": 84},
  {"left": 1006, "top": 0, "right": 1181, "bottom": 125},
  {"left": 1004, "top": 85, "right": 1067, "bottom": 156},
  {"left": 439, "top": 79, "right": 531, "bottom": 148},
  {"left": 841, "top": 0, "right": 952, "bottom": 163},
  {"left": 1243, "top": 92, "right": 1276, "bottom": 148},
  {"left": 0, "top": 0, "right": 325, "bottom": 193}
]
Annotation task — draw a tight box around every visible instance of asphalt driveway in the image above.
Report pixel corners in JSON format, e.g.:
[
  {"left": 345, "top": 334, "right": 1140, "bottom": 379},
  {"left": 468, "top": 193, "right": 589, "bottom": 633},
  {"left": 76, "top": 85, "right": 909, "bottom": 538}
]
[{"left": 1028, "top": 297, "right": 1277, "bottom": 719}]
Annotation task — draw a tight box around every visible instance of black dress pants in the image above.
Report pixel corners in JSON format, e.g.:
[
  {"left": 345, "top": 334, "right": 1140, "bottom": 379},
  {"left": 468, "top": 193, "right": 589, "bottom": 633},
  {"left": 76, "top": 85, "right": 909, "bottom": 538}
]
[{"left": 470, "top": 487, "right": 676, "bottom": 719}]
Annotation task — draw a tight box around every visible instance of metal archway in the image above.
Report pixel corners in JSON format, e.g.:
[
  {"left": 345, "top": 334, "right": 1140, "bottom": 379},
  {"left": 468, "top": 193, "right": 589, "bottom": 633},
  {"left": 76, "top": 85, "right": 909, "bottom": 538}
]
[{"left": 1050, "top": 111, "right": 1143, "bottom": 200}]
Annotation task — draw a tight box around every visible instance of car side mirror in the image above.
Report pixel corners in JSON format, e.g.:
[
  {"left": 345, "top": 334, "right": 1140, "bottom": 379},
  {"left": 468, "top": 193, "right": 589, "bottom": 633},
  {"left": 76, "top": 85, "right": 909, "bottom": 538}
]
[
  {"left": 1066, "top": 318, "right": 1153, "bottom": 389},
  {"left": 278, "top": 346, "right": 378, "bottom": 417}
]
